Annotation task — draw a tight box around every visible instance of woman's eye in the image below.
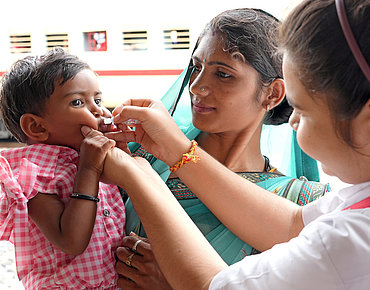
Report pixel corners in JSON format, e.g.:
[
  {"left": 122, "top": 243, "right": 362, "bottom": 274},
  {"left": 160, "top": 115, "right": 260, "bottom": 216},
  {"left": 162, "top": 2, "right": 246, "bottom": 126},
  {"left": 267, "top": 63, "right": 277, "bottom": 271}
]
[
  {"left": 192, "top": 64, "right": 201, "bottom": 74},
  {"left": 190, "top": 65, "right": 201, "bottom": 79},
  {"left": 216, "top": 71, "right": 232, "bottom": 78},
  {"left": 71, "top": 99, "right": 82, "bottom": 107},
  {"left": 95, "top": 98, "right": 102, "bottom": 106}
]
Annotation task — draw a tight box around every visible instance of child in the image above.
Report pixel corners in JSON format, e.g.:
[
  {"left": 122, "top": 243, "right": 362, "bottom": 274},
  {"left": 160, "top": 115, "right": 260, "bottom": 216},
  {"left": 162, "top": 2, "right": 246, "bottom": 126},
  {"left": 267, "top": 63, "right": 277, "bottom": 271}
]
[
  {"left": 0, "top": 48, "right": 125, "bottom": 289},
  {"left": 96, "top": 0, "right": 370, "bottom": 289}
]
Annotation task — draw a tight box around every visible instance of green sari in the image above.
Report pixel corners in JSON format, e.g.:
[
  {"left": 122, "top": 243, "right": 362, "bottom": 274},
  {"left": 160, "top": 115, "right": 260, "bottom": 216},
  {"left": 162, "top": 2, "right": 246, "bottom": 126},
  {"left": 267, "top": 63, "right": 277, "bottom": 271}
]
[
  {"left": 125, "top": 168, "right": 328, "bottom": 265},
  {"left": 124, "top": 67, "right": 329, "bottom": 265}
]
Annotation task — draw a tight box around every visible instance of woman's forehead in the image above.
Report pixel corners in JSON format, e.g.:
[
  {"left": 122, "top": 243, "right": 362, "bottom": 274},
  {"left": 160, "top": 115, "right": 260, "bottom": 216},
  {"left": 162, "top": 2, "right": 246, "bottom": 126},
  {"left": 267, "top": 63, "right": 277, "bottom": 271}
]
[{"left": 194, "top": 32, "right": 223, "bottom": 56}]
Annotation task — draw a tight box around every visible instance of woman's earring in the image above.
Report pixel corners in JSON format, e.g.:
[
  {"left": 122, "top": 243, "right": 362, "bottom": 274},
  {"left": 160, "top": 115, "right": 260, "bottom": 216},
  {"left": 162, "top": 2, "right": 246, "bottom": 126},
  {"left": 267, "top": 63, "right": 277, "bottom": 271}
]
[{"left": 266, "top": 104, "right": 271, "bottom": 111}]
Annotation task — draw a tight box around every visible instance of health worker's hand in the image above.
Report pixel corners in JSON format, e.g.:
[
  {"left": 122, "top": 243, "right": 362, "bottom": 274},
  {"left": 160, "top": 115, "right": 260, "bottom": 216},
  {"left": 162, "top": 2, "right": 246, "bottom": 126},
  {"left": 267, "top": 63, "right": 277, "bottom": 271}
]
[{"left": 104, "top": 99, "right": 192, "bottom": 167}]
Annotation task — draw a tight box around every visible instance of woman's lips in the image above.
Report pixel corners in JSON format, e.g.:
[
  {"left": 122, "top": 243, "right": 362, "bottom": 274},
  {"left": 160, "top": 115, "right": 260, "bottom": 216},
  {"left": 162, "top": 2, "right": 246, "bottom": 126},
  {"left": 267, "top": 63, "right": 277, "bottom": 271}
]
[{"left": 192, "top": 103, "right": 215, "bottom": 113}]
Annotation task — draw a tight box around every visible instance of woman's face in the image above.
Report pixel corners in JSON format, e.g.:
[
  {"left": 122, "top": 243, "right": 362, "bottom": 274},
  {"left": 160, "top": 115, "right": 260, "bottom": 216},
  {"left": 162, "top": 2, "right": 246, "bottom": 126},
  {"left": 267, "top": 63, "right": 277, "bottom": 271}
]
[
  {"left": 189, "top": 32, "right": 266, "bottom": 135},
  {"left": 283, "top": 54, "right": 367, "bottom": 183}
]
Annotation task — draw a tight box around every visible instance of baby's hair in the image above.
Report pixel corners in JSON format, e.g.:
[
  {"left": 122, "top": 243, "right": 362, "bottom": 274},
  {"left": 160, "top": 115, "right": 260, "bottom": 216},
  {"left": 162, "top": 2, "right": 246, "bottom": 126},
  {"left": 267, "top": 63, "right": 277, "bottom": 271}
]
[
  {"left": 280, "top": 0, "right": 370, "bottom": 147},
  {"left": 197, "top": 8, "right": 292, "bottom": 125},
  {"left": 0, "top": 47, "right": 91, "bottom": 143}
]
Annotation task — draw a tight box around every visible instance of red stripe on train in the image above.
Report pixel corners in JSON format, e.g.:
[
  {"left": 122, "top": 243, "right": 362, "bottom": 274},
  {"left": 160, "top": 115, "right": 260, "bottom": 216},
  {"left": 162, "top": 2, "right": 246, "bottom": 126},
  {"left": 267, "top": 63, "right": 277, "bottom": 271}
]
[
  {"left": 95, "top": 69, "right": 183, "bottom": 76},
  {"left": 0, "top": 69, "right": 183, "bottom": 77}
]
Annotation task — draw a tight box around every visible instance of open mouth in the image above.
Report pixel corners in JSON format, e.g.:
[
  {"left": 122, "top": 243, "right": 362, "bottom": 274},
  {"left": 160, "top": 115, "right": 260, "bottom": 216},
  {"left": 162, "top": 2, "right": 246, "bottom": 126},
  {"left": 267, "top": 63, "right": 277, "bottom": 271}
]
[{"left": 98, "top": 118, "right": 116, "bottom": 132}]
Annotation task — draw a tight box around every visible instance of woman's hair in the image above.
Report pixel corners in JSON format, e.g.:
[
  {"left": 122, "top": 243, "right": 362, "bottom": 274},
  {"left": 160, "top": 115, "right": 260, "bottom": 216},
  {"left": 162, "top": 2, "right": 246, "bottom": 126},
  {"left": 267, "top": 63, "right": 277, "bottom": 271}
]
[
  {"left": 0, "top": 47, "right": 91, "bottom": 143},
  {"left": 279, "top": 0, "right": 370, "bottom": 146},
  {"left": 197, "top": 8, "right": 292, "bottom": 125}
]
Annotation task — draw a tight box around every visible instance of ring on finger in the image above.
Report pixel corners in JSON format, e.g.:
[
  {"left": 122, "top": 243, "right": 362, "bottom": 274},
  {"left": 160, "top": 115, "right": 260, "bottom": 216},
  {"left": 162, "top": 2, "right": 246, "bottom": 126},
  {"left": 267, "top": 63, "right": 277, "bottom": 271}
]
[
  {"left": 125, "top": 252, "right": 135, "bottom": 267},
  {"left": 132, "top": 240, "right": 142, "bottom": 252}
]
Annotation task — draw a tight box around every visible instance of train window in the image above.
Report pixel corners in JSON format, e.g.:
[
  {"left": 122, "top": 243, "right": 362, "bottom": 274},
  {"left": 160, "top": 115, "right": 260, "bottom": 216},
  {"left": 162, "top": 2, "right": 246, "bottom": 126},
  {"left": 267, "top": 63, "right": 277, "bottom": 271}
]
[
  {"left": 46, "top": 33, "right": 69, "bottom": 50},
  {"left": 163, "top": 29, "right": 190, "bottom": 50},
  {"left": 83, "top": 31, "right": 107, "bottom": 51},
  {"left": 122, "top": 30, "right": 148, "bottom": 51},
  {"left": 9, "top": 34, "right": 32, "bottom": 54}
]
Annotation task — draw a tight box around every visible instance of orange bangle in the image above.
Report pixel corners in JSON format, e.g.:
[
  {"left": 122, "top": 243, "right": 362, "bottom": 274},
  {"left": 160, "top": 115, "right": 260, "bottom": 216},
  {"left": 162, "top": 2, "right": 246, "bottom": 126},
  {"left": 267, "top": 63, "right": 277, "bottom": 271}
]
[{"left": 169, "top": 140, "right": 200, "bottom": 172}]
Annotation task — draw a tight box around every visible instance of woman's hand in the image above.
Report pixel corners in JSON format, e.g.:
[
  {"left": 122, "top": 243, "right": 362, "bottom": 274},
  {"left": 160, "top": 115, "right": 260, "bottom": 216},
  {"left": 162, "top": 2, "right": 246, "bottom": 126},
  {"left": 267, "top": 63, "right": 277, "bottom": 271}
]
[
  {"left": 116, "top": 234, "right": 172, "bottom": 290},
  {"left": 104, "top": 98, "right": 192, "bottom": 166}
]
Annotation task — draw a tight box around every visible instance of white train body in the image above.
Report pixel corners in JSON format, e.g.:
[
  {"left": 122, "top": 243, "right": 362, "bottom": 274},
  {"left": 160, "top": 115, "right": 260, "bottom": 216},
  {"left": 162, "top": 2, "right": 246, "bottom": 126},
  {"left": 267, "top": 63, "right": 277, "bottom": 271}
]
[{"left": 0, "top": 0, "right": 299, "bottom": 110}]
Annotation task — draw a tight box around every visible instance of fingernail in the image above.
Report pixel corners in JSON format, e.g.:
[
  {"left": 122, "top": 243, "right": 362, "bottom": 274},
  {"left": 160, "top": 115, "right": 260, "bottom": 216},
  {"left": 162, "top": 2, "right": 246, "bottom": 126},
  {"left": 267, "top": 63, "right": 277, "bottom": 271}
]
[
  {"left": 129, "top": 232, "right": 138, "bottom": 237},
  {"left": 81, "top": 126, "right": 92, "bottom": 136}
]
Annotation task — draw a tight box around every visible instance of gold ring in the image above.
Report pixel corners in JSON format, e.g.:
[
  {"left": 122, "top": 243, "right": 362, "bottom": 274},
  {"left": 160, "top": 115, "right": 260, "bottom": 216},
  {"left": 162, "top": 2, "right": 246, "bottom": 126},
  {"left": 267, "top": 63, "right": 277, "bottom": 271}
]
[
  {"left": 125, "top": 253, "right": 135, "bottom": 266},
  {"left": 132, "top": 240, "right": 142, "bottom": 252}
]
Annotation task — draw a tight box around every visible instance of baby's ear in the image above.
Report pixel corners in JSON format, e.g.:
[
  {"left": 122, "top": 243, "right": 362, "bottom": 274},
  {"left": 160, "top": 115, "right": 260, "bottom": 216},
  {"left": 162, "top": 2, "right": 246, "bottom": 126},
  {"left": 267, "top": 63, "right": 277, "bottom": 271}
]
[{"left": 20, "top": 113, "right": 49, "bottom": 142}]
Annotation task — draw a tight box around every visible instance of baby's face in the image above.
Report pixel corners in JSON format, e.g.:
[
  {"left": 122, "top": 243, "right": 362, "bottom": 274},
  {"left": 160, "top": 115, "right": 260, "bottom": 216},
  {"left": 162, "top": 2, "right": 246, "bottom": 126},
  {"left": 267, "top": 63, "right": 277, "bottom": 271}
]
[{"left": 40, "top": 69, "right": 113, "bottom": 150}]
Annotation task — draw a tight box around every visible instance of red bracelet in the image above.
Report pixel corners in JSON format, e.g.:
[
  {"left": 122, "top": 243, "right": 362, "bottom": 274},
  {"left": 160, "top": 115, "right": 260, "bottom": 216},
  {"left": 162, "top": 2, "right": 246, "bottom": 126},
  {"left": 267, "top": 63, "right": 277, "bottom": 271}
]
[{"left": 169, "top": 140, "right": 200, "bottom": 172}]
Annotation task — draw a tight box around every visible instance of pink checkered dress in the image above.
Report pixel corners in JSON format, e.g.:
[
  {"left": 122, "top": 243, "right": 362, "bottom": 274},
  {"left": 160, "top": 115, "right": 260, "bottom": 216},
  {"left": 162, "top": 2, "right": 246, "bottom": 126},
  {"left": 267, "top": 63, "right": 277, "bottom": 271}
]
[{"left": 0, "top": 144, "right": 125, "bottom": 289}]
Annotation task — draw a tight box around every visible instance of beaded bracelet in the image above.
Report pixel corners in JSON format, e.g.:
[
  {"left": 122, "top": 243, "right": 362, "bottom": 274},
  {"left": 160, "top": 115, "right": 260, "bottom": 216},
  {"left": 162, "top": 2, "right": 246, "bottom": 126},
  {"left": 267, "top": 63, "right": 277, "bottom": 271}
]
[
  {"left": 169, "top": 140, "right": 200, "bottom": 172},
  {"left": 70, "top": 193, "right": 100, "bottom": 202}
]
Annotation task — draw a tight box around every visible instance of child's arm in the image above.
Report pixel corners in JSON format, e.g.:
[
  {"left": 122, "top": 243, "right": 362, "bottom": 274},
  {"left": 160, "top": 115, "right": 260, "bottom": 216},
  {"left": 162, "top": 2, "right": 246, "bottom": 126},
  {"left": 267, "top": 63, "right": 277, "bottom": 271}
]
[{"left": 27, "top": 131, "right": 115, "bottom": 256}]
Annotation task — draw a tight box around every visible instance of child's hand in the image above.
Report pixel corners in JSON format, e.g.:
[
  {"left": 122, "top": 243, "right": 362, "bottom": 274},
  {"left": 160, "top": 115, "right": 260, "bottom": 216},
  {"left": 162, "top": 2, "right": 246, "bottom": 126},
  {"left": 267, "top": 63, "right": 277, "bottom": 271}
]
[{"left": 79, "top": 126, "right": 116, "bottom": 177}]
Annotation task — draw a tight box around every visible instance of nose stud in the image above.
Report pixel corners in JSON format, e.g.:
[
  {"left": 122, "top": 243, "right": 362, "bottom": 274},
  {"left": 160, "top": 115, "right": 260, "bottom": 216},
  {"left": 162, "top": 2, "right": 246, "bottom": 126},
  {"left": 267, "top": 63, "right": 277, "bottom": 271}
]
[
  {"left": 200, "top": 87, "right": 205, "bottom": 92},
  {"left": 192, "top": 96, "right": 201, "bottom": 105}
]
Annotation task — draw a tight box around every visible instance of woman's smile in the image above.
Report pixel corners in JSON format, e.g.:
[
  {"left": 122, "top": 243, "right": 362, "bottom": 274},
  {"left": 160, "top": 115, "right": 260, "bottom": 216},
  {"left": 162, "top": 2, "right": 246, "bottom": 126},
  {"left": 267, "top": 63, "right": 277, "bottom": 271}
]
[{"left": 192, "top": 102, "right": 216, "bottom": 113}]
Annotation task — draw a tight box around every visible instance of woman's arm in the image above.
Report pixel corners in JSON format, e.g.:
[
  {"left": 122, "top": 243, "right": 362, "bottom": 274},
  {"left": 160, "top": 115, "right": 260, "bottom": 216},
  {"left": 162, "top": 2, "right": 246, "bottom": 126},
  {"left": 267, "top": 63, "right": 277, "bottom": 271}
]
[
  {"left": 175, "top": 147, "right": 304, "bottom": 251},
  {"left": 106, "top": 99, "right": 304, "bottom": 250},
  {"left": 27, "top": 130, "right": 115, "bottom": 255},
  {"left": 103, "top": 148, "right": 227, "bottom": 289}
]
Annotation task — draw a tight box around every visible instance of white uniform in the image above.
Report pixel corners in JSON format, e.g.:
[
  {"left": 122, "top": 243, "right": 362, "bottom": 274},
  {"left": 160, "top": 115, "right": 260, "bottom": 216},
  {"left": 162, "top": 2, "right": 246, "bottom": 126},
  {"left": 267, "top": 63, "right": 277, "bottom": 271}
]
[{"left": 210, "top": 181, "right": 370, "bottom": 290}]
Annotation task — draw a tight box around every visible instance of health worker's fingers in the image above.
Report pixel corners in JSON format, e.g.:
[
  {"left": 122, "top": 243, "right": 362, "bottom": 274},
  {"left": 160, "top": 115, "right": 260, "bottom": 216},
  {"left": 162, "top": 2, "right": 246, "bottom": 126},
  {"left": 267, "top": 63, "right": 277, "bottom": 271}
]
[
  {"left": 110, "top": 99, "right": 191, "bottom": 166},
  {"left": 112, "top": 102, "right": 166, "bottom": 127},
  {"left": 112, "top": 98, "right": 156, "bottom": 117},
  {"left": 104, "top": 130, "right": 136, "bottom": 144}
]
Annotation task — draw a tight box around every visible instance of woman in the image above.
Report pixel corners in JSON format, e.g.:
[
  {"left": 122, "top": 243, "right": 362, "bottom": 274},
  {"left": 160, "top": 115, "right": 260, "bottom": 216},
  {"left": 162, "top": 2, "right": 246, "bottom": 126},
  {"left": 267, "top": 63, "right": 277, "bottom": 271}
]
[
  {"left": 108, "top": 8, "right": 328, "bottom": 289},
  {"left": 88, "top": 0, "right": 370, "bottom": 289}
]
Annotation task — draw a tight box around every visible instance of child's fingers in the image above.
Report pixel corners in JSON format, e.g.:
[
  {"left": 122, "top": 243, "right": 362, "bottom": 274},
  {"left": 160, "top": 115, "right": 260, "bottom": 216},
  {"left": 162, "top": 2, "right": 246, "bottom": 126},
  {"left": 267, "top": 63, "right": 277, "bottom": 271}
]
[
  {"left": 81, "top": 127, "right": 116, "bottom": 153},
  {"left": 100, "top": 138, "right": 116, "bottom": 151},
  {"left": 81, "top": 125, "right": 93, "bottom": 137}
]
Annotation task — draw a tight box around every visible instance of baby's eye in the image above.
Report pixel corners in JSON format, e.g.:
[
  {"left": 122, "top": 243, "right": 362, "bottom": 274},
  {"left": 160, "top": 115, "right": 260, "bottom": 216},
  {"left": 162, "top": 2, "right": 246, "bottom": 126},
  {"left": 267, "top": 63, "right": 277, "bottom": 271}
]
[
  {"left": 71, "top": 99, "right": 83, "bottom": 107},
  {"left": 216, "top": 70, "right": 232, "bottom": 78},
  {"left": 95, "top": 98, "right": 102, "bottom": 106}
]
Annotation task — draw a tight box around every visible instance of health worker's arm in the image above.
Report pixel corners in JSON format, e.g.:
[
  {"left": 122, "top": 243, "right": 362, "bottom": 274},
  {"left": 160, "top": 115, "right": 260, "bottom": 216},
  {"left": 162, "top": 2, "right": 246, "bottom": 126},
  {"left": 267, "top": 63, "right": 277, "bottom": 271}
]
[{"left": 105, "top": 99, "right": 304, "bottom": 251}]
